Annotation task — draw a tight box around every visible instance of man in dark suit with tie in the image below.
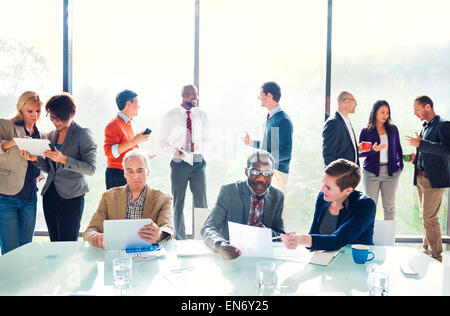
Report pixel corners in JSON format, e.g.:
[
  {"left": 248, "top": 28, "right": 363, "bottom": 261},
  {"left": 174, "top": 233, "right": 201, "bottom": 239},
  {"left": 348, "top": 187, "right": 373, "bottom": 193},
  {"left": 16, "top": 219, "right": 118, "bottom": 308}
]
[
  {"left": 322, "top": 91, "right": 361, "bottom": 167},
  {"left": 201, "top": 150, "right": 285, "bottom": 260},
  {"left": 406, "top": 95, "right": 450, "bottom": 262}
]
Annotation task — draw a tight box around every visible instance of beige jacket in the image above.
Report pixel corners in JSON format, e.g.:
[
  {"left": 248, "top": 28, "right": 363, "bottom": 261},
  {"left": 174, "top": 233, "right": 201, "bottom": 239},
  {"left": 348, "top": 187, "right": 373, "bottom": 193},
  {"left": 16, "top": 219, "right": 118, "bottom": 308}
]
[
  {"left": 83, "top": 185, "right": 175, "bottom": 241},
  {"left": 0, "top": 119, "right": 29, "bottom": 195}
]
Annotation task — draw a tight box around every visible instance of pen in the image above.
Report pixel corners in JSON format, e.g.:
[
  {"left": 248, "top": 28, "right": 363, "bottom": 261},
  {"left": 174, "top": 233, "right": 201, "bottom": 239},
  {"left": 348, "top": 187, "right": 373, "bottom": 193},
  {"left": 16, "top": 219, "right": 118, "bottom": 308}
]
[{"left": 272, "top": 233, "right": 295, "bottom": 240}]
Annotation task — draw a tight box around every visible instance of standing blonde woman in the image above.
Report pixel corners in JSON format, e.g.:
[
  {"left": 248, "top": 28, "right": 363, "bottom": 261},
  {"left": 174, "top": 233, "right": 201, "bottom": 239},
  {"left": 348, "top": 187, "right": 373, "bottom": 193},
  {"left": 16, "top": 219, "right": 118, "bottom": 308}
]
[{"left": 0, "top": 91, "right": 43, "bottom": 255}]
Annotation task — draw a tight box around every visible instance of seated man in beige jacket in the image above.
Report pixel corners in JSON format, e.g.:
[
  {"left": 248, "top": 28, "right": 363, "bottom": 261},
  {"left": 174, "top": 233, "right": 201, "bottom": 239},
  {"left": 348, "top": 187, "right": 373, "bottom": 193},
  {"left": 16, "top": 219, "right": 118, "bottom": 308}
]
[{"left": 83, "top": 149, "right": 175, "bottom": 249}]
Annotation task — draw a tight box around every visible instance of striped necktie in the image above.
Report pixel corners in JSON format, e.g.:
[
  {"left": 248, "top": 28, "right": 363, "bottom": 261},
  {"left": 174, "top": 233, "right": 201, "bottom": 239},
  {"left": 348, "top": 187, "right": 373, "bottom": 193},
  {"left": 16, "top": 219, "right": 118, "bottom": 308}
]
[{"left": 186, "top": 110, "right": 192, "bottom": 151}]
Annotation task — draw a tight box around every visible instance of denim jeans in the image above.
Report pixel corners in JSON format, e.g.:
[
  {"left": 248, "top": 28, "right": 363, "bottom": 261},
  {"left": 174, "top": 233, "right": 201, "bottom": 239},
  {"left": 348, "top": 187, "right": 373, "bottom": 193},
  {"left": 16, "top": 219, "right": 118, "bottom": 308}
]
[{"left": 0, "top": 194, "right": 37, "bottom": 255}]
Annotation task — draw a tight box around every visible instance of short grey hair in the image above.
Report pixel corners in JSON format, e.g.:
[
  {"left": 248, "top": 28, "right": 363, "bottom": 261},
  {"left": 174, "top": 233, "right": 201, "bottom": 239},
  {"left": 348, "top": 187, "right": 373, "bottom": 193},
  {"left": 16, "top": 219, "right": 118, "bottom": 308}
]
[
  {"left": 247, "top": 149, "right": 275, "bottom": 170},
  {"left": 122, "top": 149, "right": 150, "bottom": 170}
]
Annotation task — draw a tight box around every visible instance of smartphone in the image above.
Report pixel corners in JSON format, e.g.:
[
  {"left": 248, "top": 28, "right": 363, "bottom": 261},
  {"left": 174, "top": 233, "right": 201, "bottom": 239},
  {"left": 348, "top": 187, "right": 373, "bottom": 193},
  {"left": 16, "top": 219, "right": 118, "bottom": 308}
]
[{"left": 143, "top": 128, "right": 152, "bottom": 135}]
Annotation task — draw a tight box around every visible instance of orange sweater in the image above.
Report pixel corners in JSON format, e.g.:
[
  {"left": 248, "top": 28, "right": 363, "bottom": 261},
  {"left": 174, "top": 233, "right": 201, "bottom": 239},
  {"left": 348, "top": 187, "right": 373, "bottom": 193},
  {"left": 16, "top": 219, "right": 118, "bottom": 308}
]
[{"left": 104, "top": 115, "right": 138, "bottom": 169}]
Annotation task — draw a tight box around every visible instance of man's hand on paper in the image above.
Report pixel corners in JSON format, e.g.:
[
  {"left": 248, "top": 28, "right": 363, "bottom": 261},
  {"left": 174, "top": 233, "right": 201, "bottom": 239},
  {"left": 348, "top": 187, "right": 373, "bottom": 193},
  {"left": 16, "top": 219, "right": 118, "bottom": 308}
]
[
  {"left": 219, "top": 241, "right": 242, "bottom": 260},
  {"left": 171, "top": 147, "right": 185, "bottom": 159}
]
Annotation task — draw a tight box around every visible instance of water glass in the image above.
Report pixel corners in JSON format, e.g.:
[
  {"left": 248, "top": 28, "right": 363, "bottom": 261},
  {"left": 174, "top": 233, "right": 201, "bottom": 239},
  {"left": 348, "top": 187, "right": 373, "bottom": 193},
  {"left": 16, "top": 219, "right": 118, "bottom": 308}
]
[
  {"left": 113, "top": 257, "right": 133, "bottom": 287},
  {"left": 368, "top": 266, "right": 389, "bottom": 296},
  {"left": 257, "top": 261, "right": 276, "bottom": 289}
]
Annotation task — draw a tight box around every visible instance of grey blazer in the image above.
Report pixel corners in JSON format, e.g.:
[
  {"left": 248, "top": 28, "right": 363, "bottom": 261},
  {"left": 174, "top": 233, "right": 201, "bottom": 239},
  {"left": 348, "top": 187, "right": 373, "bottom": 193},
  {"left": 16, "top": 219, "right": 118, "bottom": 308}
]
[
  {"left": 37, "top": 121, "right": 97, "bottom": 199},
  {"left": 0, "top": 119, "right": 29, "bottom": 195},
  {"left": 201, "top": 180, "right": 285, "bottom": 253}
]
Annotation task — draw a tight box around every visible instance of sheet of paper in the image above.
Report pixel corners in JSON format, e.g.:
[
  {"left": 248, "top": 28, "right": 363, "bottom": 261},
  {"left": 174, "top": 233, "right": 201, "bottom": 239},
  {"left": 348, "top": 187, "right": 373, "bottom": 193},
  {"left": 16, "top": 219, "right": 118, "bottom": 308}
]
[
  {"left": 13, "top": 137, "right": 51, "bottom": 157},
  {"left": 179, "top": 148, "right": 193, "bottom": 166},
  {"left": 228, "top": 221, "right": 273, "bottom": 258}
]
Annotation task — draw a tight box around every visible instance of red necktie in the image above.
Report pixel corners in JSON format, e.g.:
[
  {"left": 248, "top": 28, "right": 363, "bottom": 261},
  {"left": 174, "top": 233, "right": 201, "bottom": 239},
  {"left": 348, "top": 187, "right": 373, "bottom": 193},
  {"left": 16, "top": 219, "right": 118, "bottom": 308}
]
[
  {"left": 267, "top": 113, "right": 270, "bottom": 120},
  {"left": 186, "top": 110, "right": 192, "bottom": 151}
]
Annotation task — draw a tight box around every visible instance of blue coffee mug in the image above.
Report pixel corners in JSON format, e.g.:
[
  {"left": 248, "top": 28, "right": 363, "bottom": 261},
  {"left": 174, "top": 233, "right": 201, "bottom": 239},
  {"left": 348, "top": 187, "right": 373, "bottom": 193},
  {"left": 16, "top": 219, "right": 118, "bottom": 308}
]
[{"left": 351, "top": 244, "right": 375, "bottom": 264}]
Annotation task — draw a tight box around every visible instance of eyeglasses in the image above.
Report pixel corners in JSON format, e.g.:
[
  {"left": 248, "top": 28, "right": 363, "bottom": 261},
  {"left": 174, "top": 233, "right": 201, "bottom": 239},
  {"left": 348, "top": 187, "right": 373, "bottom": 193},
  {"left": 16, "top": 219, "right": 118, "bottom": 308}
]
[
  {"left": 248, "top": 168, "right": 274, "bottom": 178},
  {"left": 46, "top": 112, "right": 61, "bottom": 123},
  {"left": 125, "top": 168, "right": 146, "bottom": 176}
]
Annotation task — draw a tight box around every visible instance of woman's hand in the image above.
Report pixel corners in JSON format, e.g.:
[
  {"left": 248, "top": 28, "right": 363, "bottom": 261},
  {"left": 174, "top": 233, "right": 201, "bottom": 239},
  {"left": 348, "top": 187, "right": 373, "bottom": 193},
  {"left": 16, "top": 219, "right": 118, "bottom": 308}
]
[
  {"left": 1, "top": 139, "right": 17, "bottom": 151},
  {"left": 371, "top": 142, "right": 388, "bottom": 152},
  {"left": 19, "top": 150, "right": 38, "bottom": 162},
  {"left": 44, "top": 149, "right": 67, "bottom": 164}
]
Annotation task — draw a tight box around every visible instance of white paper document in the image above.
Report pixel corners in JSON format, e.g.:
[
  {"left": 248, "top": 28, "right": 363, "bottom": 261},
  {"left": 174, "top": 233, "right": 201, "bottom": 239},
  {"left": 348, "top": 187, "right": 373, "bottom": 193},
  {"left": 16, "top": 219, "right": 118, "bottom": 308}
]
[
  {"left": 179, "top": 148, "right": 193, "bottom": 166},
  {"left": 228, "top": 221, "right": 274, "bottom": 257},
  {"left": 13, "top": 137, "right": 51, "bottom": 157}
]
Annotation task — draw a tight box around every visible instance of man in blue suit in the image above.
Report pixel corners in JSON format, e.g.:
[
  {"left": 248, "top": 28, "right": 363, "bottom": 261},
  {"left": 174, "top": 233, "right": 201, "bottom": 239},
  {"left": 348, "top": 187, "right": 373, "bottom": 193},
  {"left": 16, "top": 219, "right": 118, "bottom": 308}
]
[{"left": 243, "top": 82, "right": 293, "bottom": 227}]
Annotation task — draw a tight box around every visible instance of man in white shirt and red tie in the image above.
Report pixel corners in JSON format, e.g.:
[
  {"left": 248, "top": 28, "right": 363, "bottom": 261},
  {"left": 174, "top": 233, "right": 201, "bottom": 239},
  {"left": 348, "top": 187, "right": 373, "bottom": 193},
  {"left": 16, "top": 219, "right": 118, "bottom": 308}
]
[{"left": 159, "top": 84, "right": 211, "bottom": 239}]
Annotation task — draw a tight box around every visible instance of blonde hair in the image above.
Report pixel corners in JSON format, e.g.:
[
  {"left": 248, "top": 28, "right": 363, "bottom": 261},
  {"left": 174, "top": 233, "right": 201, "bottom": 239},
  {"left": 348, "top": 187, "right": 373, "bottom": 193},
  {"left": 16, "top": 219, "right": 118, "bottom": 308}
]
[{"left": 13, "top": 91, "right": 42, "bottom": 122}]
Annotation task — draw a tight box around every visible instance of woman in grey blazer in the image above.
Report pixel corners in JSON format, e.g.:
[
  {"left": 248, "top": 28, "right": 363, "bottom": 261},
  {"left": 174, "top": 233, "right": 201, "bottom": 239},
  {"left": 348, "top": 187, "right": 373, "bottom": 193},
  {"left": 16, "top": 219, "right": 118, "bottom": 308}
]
[
  {"left": 0, "top": 91, "right": 43, "bottom": 254},
  {"left": 25, "top": 93, "right": 97, "bottom": 241}
]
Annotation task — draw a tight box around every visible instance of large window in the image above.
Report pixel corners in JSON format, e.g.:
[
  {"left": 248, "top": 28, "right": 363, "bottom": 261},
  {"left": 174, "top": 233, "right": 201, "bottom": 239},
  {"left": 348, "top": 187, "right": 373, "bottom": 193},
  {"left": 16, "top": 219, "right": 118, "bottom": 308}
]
[
  {"left": 332, "top": 0, "right": 450, "bottom": 235},
  {"left": 200, "top": 0, "right": 327, "bottom": 232},
  {"left": 72, "top": 0, "right": 195, "bottom": 230},
  {"left": 0, "top": 0, "right": 63, "bottom": 232}
]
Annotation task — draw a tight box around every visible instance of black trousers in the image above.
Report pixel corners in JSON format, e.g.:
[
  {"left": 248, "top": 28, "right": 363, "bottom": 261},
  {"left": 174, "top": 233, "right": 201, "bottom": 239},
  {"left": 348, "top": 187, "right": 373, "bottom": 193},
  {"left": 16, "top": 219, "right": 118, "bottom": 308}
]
[
  {"left": 43, "top": 182, "right": 85, "bottom": 242},
  {"left": 170, "top": 158, "right": 208, "bottom": 240},
  {"left": 105, "top": 168, "right": 127, "bottom": 190}
]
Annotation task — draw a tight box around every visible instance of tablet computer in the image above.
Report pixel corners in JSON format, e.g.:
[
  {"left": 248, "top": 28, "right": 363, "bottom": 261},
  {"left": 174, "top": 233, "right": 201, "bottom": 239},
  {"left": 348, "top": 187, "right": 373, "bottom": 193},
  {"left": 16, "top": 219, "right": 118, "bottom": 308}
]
[
  {"left": 13, "top": 138, "right": 51, "bottom": 157},
  {"left": 104, "top": 219, "right": 154, "bottom": 251}
]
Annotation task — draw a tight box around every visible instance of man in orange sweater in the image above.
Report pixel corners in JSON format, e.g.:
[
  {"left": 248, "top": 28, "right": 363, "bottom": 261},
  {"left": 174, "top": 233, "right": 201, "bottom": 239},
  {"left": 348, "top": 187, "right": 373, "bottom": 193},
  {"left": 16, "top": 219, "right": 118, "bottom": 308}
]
[{"left": 104, "top": 89, "right": 149, "bottom": 189}]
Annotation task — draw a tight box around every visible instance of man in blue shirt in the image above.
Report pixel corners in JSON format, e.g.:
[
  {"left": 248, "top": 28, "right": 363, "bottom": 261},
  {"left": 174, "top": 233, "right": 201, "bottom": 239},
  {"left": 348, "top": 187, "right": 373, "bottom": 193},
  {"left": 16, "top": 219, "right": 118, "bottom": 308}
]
[{"left": 243, "top": 82, "right": 293, "bottom": 227}]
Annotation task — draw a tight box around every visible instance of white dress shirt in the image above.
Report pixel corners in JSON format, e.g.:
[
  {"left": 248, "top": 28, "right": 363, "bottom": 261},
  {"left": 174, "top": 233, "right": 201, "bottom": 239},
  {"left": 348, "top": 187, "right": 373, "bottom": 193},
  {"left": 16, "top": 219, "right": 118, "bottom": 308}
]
[
  {"left": 158, "top": 106, "right": 211, "bottom": 158},
  {"left": 337, "top": 111, "right": 358, "bottom": 163}
]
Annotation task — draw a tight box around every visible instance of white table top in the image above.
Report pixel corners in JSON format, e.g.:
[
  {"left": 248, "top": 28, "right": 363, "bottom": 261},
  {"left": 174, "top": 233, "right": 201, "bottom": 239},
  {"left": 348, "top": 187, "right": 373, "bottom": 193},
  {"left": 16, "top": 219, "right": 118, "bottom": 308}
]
[{"left": 0, "top": 240, "right": 448, "bottom": 296}]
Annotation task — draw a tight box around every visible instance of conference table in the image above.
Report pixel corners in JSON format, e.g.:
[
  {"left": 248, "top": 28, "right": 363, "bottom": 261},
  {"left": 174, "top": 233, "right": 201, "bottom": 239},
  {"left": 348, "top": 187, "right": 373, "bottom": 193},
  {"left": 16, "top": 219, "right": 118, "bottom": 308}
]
[{"left": 0, "top": 240, "right": 449, "bottom": 296}]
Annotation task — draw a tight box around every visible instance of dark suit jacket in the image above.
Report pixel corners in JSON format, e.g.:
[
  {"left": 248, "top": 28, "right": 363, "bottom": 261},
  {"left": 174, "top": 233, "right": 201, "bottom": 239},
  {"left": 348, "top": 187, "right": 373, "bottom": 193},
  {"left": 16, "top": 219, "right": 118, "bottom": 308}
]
[
  {"left": 201, "top": 180, "right": 285, "bottom": 253},
  {"left": 322, "top": 111, "right": 359, "bottom": 166},
  {"left": 414, "top": 115, "right": 450, "bottom": 188},
  {"left": 309, "top": 191, "right": 376, "bottom": 251}
]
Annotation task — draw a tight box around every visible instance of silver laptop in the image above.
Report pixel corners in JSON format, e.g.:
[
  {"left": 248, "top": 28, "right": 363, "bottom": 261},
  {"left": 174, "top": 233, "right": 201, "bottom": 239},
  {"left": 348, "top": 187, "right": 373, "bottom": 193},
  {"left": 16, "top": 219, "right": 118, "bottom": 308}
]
[{"left": 103, "top": 219, "right": 153, "bottom": 251}]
